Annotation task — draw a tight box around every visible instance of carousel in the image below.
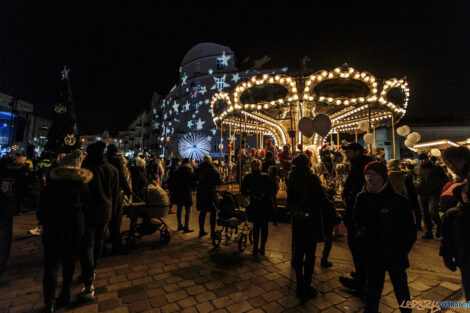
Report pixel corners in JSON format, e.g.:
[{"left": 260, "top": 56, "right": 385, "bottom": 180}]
[{"left": 210, "top": 64, "right": 409, "bottom": 160}]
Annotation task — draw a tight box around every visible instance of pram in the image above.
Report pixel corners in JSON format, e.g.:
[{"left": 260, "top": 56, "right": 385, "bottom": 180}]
[
  {"left": 212, "top": 191, "right": 253, "bottom": 252},
  {"left": 121, "top": 185, "right": 171, "bottom": 247}
]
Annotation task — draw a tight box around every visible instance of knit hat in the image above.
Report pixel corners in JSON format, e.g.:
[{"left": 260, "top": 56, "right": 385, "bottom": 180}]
[
  {"left": 305, "top": 149, "right": 313, "bottom": 158},
  {"left": 135, "top": 157, "right": 146, "bottom": 167},
  {"left": 59, "top": 150, "right": 84, "bottom": 168},
  {"left": 387, "top": 159, "right": 401, "bottom": 171},
  {"left": 292, "top": 153, "right": 310, "bottom": 169},
  {"left": 364, "top": 161, "right": 388, "bottom": 180}
]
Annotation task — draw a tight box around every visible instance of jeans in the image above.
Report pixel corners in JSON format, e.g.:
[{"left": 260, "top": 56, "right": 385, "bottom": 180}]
[
  {"left": 252, "top": 221, "right": 268, "bottom": 252},
  {"left": 461, "top": 266, "right": 470, "bottom": 302},
  {"left": 347, "top": 230, "right": 366, "bottom": 288},
  {"left": 292, "top": 219, "right": 317, "bottom": 288},
  {"left": 418, "top": 194, "right": 441, "bottom": 232},
  {"left": 198, "top": 210, "right": 216, "bottom": 234},
  {"left": 42, "top": 231, "right": 80, "bottom": 305},
  {"left": 177, "top": 205, "right": 192, "bottom": 229},
  {"left": 364, "top": 265, "right": 411, "bottom": 313},
  {"left": 80, "top": 222, "right": 107, "bottom": 288}
]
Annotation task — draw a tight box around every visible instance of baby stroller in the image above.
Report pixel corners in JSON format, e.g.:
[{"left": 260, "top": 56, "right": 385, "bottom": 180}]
[
  {"left": 121, "top": 184, "right": 171, "bottom": 247},
  {"left": 212, "top": 191, "right": 253, "bottom": 252}
]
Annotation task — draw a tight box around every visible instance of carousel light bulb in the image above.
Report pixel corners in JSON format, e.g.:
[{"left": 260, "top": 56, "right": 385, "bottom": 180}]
[
  {"left": 336, "top": 100, "right": 342, "bottom": 105},
  {"left": 322, "top": 71, "right": 327, "bottom": 77},
  {"left": 328, "top": 73, "right": 333, "bottom": 78}
]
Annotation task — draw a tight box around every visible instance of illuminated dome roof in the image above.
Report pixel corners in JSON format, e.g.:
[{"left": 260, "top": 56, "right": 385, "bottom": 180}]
[{"left": 181, "top": 43, "right": 234, "bottom": 66}]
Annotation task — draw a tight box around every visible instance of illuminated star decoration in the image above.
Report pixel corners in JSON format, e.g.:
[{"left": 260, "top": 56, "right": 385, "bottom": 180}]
[
  {"left": 199, "top": 86, "right": 207, "bottom": 95},
  {"left": 179, "top": 67, "right": 182, "bottom": 73},
  {"left": 231, "top": 73, "right": 240, "bottom": 83},
  {"left": 207, "top": 136, "right": 212, "bottom": 142},
  {"left": 192, "top": 114, "right": 196, "bottom": 118},
  {"left": 178, "top": 132, "right": 211, "bottom": 161},
  {"left": 172, "top": 101, "right": 179, "bottom": 112},
  {"left": 184, "top": 101, "right": 190, "bottom": 112},
  {"left": 163, "top": 113, "right": 168, "bottom": 120},
  {"left": 217, "top": 51, "right": 231, "bottom": 67},
  {"left": 196, "top": 118, "right": 205, "bottom": 130},
  {"left": 204, "top": 99, "right": 210, "bottom": 105},
  {"left": 211, "top": 128, "right": 217, "bottom": 135},
  {"left": 61, "top": 66, "right": 70, "bottom": 80},
  {"left": 181, "top": 73, "right": 188, "bottom": 85},
  {"left": 187, "top": 120, "right": 193, "bottom": 128},
  {"left": 210, "top": 74, "right": 230, "bottom": 91},
  {"left": 281, "top": 67, "right": 288, "bottom": 72},
  {"left": 208, "top": 68, "right": 214, "bottom": 75}
]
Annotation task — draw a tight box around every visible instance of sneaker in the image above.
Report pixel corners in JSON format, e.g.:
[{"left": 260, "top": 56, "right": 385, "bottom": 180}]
[
  {"left": 28, "top": 227, "right": 42, "bottom": 236},
  {"left": 350, "top": 271, "right": 356, "bottom": 278},
  {"left": 304, "top": 285, "right": 318, "bottom": 299},
  {"left": 321, "top": 259, "right": 333, "bottom": 268},
  {"left": 78, "top": 286, "right": 95, "bottom": 302},
  {"left": 183, "top": 228, "right": 194, "bottom": 233},
  {"left": 177, "top": 225, "right": 184, "bottom": 231},
  {"left": 422, "top": 231, "right": 433, "bottom": 239},
  {"left": 199, "top": 231, "right": 208, "bottom": 237},
  {"left": 339, "top": 276, "right": 357, "bottom": 290}
]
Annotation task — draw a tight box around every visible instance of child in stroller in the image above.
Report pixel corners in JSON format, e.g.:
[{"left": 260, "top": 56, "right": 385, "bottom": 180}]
[
  {"left": 212, "top": 191, "right": 253, "bottom": 252},
  {"left": 122, "top": 182, "right": 171, "bottom": 247}
]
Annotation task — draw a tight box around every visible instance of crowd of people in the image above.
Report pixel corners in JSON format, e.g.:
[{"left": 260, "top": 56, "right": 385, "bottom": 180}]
[{"left": 1, "top": 139, "right": 469, "bottom": 312}]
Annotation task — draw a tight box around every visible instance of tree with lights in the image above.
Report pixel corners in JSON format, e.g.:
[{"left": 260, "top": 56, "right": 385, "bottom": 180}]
[{"left": 45, "top": 66, "right": 81, "bottom": 154}]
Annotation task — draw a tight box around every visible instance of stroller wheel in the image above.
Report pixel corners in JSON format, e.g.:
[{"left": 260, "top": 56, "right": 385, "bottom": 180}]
[
  {"left": 212, "top": 230, "right": 222, "bottom": 248},
  {"left": 160, "top": 230, "right": 171, "bottom": 244},
  {"left": 122, "top": 231, "right": 136, "bottom": 248},
  {"left": 238, "top": 234, "right": 247, "bottom": 252},
  {"left": 248, "top": 229, "right": 253, "bottom": 244}
]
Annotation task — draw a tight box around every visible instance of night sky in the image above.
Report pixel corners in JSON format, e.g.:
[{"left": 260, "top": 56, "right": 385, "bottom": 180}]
[{"left": 1, "top": 1, "right": 469, "bottom": 133}]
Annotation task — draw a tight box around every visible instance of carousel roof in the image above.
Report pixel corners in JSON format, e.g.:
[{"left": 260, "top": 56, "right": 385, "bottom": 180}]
[{"left": 211, "top": 64, "right": 409, "bottom": 148}]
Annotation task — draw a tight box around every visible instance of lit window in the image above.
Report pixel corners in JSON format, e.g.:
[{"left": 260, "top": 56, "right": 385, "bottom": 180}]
[
  {"left": 216, "top": 77, "right": 225, "bottom": 90},
  {"left": 192, "top": 100, "right": 198, "bottom": 110},
  {"left": 216, "top": 59, "right": 225, "bottom": 70}
]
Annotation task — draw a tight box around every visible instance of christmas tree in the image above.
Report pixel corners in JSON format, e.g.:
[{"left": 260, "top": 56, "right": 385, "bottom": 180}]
[{"left": 45, "top": 66, "right": 81, "bottom": 153}]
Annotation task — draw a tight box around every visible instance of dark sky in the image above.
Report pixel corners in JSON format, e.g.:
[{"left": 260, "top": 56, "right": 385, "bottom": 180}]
[{"left": 1, "top": 1, "right": 469, "bottom": 133}]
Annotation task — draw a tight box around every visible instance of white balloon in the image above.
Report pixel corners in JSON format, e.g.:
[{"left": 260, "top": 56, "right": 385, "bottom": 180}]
[
  {"left": 364, "top": 133, "right": 374, "bottom": 144},
  {"left": 408, "top": 132, "right": 421, "bottom": 143},
  {"left": 358, "top": 121, "right": 369, "bottom": 132},
  {"left": 404, "top": 139, "right": 414, "bottom": 148},
  {"left": 397, "top": 125, "right": 411, "bottom": 137},
  {"left": 431, "top": 148, "right": 441, "bottom": 157}
]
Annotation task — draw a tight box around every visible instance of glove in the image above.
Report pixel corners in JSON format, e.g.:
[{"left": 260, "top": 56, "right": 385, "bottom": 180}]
[{"left": 443, "top": 257, "right": 457, "bottom": 272}]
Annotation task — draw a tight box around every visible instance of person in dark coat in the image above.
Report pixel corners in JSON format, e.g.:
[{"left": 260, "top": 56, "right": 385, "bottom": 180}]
[
  {"left": 287, "top": 153, "right": 331, "bottom": 301},
  {"left": 414, "top": 152, "right": 448, "bottom": 239},
  {"left": 354, "top": 161, "right": 416, "bottom": 313},
  {"left": 38, "top": 150, "right": 92, "bottom": 312},
  {"left": 106, "top": 144, "right": 132, "bottom": 254},
  {"left": 195, "top": 155, "right": 222, "bottom": 237},
  {"left": 262, "top": 151, "right": 277, "bottom": 173},
  {"left": 405, "top": 164, "right": 422, "bottom": 231},
  {"left": 241, "top": 159, "right": 275, "bottom": 256},
  {"left": 79, "top": 141, "right": 119, "bottom": 302},
  {"left": 166, "top": 158, "right": 181, "bottom": 214},
  {"left": 340, "top": 142, "right": 373, "bottom": 293},
  {"left": 174, "top": 158, "right": 196, "bottom": 232}
]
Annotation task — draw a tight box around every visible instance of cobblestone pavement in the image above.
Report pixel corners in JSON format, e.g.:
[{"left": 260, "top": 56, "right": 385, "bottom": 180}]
[{"left": 0, "top": 210, "right": 463, "bottom": 313}]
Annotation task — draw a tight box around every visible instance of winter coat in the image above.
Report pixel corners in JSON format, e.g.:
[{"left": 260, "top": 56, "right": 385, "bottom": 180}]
[
  {"left": 167, "top": 165, "right": 180, "bottom": 204},
  {"left": 342, "top": 154, "right": 373, "bottom": 227},
  {"left": 388, "top": 170, "right": 408, "bottom": 198},
  {"left": 173, "top": 163, "right": 195, "bottom": 206},
  {"left": 414, "top": 161, "right": 448, "bottom": 196},
  {"left": 241, "top": 170, "right": 275, "bottom": 223},
  {"left": 278, "top": 151, "right": 291, "bottom": 170},
  {"left": 354, "top": 182, "right": 417, "bottom": 270},
  {"left": 287, "top": 166, "right": 331, "bottom": 242},
  {"left": 195, "top": 161, "right": 222, "bottom": 211},
  {"left": 262, "top": 157, "right": 277, "bottom": 173},
  {"left": 131, "top": 166, "right": 148, "bottom": 201},
  {"left": 440, "top": 199, "right": 470, "bottom": 268},
  {"left": 38, "top": 167, "right": 93, "bottom": 237},
  {"left": 405, "top": 173, "right": 420, "bottom": 212},
  {"left": 107, "top": 153, "right": 132, "bottom": 196},
  {"left": 82, "top": 156, "right": 119, "bottom": 224}
]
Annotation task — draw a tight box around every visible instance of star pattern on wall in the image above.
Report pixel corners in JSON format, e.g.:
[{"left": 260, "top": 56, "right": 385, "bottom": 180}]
[
  {"left": 172, "top": 101, "right": 179, "bottom": 112},
  {"left": 196, "top": 118, "right": 205, "bottom": 130},
  {"left": 231, "top": 73, "right": 240, "bottom": 83},
  {"left": 217, "top": 51, "right": 231, "bottom": 67},
  {"left": 181, "top": 72, "right": 188, "bottom": 85},
  {"left": 208, "top": 68, "right": 214, "bottom": 75},
  {"left": 210, "top": 74, "right": 230, "bottom": 91},
  {"left": 199, "top": 86, "right": 207, "bottom": 95}
]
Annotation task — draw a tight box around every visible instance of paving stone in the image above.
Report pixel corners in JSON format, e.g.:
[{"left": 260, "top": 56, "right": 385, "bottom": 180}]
[
  {"left": 149, "top": 295, "right": 167, "bottom": 308},
  {"left": 227, "top": 300, "right": 253, "bottom": 313},
  {"left": 409, "top": 281, "right": 431, "bottom": 292},
  {"left": 196, "top": 301, "right": 216, "bottom": 313},
  {"left": 178, "top": 297, "right": 197, "bottom": 308},
  {"left": 277, "top": 294, "right": 301, "bottom": 309},
  {"left": 165, "top": 289, "right": 188, "bottom": 303},
  {"left": 101, "top": 307, "right": 129, "bottom": 313},
  {"left": 70, "top": 303, "right": 99, "bottom": 313},
  {"left": 160, "top": 303, "right": 180, "bottom": 313},
  {"left": 181, "top": 307, "right": 198, "bottom": 313},
  {"left": 323, "top": 291, "right": 347, "bottom": 305},
  {"left": 212, "top": 296, "right": 234, "bottom": 309},
  {"left": 440, "top": 281, "right": 461, "bottom": 292},
  {"left": 196, "top": 291, "right": 217, "bottom": 302},
  {"left": 247, "top": 295, "right": 266, "bottom": 308},
  {"left": 310, "top": 296, "right": 335, "bottom": 310},
  {"left": 186, "top": 285, "right": 206, "bottom": 296},
  {"left": 262, "top": 290, "right": 283, "bottom": 302},
  {"left": 122, "top": 293, "right": 147, "bottom": 304},
  {"left": 145, "top": 287, "right": 165, "bottom": 298},
  {"left": 163, "top": 284, "right": 178, "bottom": 293},
  {"left": 335, "top": 299, "right": 363, "bottom": 313},
  {"left": 99, "top": 298, "right": 121, "bottom": 311},
  {"left": 432, "top": 285, "right": 455, "bottom": 298},
  {"left": 262, "top": 301, "right": 285, "bottom": 313}
]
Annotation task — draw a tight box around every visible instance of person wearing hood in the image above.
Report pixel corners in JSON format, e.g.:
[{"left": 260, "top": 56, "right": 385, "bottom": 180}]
[
  {"left": 173, "top": 158, "right": 196, "bottom": 233},
  {"left": 195, "top": 155, "right": 222, "bottom": 237},
  {"left": 79, "top": 141, "right": 119, "bottom": 302},
  {"left": 354, "top": 161, "right": 417, "bottom": 313},
  {"left": 287, "top": 153, "right": 332, "bottom": 301},
  {"left": 106, "top": 144, "right": 132, "bottom": 255},
  {"left": 339, "top": 142, "right": 373, "bottom": 294},
  {"left": 38, "top": 150, "right": 93, "bottom": 312},
  {"left": 414, "top": 152, "right": 448, "bottom": 239}
]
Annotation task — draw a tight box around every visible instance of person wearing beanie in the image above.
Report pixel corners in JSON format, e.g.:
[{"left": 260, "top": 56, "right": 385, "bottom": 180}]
[
  {"left": 38, "top": 150, "right": 93, "bottom": 312},
  {"left": 287, "top": 153, "right": 333, "bottom": 301},
  {"left": 79, "top": 141, "right": 119, "bottom": 302},
  {"left": 339, "top": 142, "right": 373, "bottom": 294},
  {"left": 353, "top": 160, "right": 417, "bottom": 312}
]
